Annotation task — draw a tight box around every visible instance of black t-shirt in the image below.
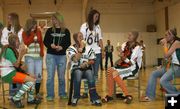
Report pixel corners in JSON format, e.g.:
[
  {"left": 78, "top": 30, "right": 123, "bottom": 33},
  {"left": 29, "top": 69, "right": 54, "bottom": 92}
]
[{"left": 43, "top": 27, "right": 71, "bottom": 55}]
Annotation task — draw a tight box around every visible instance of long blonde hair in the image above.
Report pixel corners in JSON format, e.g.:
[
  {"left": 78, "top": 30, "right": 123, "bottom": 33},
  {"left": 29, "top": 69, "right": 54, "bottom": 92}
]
[{"left": 52, "top": 12, "right": 65, "bottom": 33}]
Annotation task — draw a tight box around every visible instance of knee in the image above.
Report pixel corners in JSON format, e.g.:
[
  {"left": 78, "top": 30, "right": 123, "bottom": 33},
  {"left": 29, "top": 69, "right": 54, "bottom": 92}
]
[{"left": 160, "top": 77, "right": 167, "bottom": 87}]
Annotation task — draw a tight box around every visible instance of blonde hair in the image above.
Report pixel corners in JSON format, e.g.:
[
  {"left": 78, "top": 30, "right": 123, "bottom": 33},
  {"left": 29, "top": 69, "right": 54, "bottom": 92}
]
[{"left": 52, "top": 12, "right": 65, "bottom": 33}]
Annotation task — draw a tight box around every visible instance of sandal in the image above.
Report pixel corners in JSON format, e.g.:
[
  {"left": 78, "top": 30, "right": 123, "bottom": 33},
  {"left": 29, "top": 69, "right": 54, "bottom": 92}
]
[
  {"left": 124, "top": 95, "right": 133, "bottom": 104},
  {"left": 101, "top": 95, "right": 113, "bottom": 103},
  {"left": 140, "top": 96, "right": 152, "bottom": 102}
]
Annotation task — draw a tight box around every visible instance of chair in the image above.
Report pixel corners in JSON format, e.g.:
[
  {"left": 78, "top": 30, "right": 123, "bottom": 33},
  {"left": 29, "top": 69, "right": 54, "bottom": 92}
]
[
  {"left": 0, "top": 76, "right": 6, "bottom": 103},
  {"left": 113, "top": 70, "right": 142, "bottom": 101}
]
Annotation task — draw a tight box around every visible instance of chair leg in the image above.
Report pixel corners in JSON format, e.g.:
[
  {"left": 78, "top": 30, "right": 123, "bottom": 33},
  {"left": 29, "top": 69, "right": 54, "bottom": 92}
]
[
  {"left": 2, "top": 80, "right": 5, "bottom": 103},
  {"left": 138, "top": 77, "right": 140, "bottom": 101}
]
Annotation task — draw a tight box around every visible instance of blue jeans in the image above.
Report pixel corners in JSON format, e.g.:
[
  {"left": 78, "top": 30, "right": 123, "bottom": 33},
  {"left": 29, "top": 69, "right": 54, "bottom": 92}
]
[
  {"left": 93, "top": 53, "right": 101, "bottom": 80},
  {"left": 146, "top": 65, "right": 180, "bottom": 100},
  {"left": 73, "top": 69, "right": 99, "bottom": 101},
  {"left": 25, "top": 56, "right": 43, "bottom": 83},
  {"left": 46, "top": 54, "right": 67, "bottom": 98}
]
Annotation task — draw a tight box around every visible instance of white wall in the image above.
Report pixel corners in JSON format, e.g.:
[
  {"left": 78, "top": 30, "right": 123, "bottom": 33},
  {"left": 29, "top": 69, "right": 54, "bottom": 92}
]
[{"left": 103, "top": 32, "right": 158, "bottom": 67}]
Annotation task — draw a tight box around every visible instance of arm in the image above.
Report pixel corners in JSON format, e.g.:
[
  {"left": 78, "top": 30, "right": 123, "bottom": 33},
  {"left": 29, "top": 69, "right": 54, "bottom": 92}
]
[
  {"left": 37, "top": 30, "right": 44, "bottom": 57},
  {"left": 164, "top": 41, "right": 180, "bottom": 58},
  {"left": 22, "top": 31, "right": 34, "bottom": 46},
  {"left": 43, "top": 28, "right": 52, "bottom": 49}
]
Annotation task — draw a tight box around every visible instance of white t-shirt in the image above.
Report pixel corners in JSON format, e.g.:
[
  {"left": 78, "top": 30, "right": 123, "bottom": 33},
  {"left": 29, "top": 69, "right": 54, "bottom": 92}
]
[
  {"left": 1, "top": 27, "right": 23, "bottom": 45},
  {"left": 80, "top": 23, "right": 102, "bottom": 54}
]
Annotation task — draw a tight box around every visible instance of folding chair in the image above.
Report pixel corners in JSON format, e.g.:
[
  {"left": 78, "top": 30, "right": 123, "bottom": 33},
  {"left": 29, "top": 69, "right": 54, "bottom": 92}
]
[{"left": 113, "top": 70, "right": 142, "bottom": 101}]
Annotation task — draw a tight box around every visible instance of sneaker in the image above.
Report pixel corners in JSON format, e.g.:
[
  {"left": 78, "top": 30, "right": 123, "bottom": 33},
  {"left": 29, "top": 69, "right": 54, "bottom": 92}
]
[
  {"left": 60, "top": 95, "right": 68, "bottom": 99},
  {"left": 27, "top": 99, "right": 41, "bottom": 104},
  {"left": 91, "top": 99, "right": 102, "bottom": 106},
  {"left": 102, "top": 95, "right": 113, "bottom": 103},
  {"left": 36, "top": 93, "right": 43, "bottom": 99},
  {"left": 81, "top": 93, "right": 88, "bottom": 99},
  {"left": 46, "top": 96, "right": 54, "bottom": 101},
  {"left": 71, "top": 98, "right": 79, "bottom": 106},
  {"left": 11, "top": 98, "right": 24, "bottom": 108}
]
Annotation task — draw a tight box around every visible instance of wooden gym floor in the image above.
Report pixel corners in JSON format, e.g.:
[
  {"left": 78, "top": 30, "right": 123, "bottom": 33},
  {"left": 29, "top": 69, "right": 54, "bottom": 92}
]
[{"left": 1, "top": 67, "right": 177, "bottom": 109}]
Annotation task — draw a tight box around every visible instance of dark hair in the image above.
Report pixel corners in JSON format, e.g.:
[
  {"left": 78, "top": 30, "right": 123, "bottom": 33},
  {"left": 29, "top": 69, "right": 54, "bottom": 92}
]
[
  {"left": 87, "top": 9, "right": 100, "bottom": 31},
  {"left": 7, "top": 13, "right": 21, "bottom": 34}
]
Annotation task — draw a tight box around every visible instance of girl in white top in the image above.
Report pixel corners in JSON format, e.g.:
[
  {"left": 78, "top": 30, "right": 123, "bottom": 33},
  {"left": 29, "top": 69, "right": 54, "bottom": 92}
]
[
  {"left": 80, "top": 9, "right": 104, "bottom": 81},
  {"left": 1, "top": 13, "right": 23, "bottom": 45},
  {"left": 102, "top": 31, "right": 142, "bottom": 104}
]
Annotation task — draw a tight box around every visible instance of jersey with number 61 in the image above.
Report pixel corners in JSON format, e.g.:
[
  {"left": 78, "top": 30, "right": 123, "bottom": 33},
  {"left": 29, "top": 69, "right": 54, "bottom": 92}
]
[{"left": 80, "top": 23, "right": 102, "bottom": 54}]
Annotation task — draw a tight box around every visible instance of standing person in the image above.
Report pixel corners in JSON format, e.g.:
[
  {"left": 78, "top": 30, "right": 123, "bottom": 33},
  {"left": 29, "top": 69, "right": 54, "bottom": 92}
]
[
  {"left": 0, "top": 34, "right": 41, "bottom": 108},
  {"left": 141, "top": 28, "right": 180, "bottom": 102},
  {"left": 44, "top": 12, "right": 71, "bottom": 101},
  {"left": 139, "top": 40, "right": 146, "bottom": 70},
  {"left": 104, "top": 40, "right": 114, "bottom": 70},
  {"left": 80, "top": 9, "right": 104, "bottom": 80},
  {"left": 22, "top": 19, "right": 44, "bottom": 98},
  {"left": 102, "top": 31, "right": 142, "bottom": 104},
  {"left": 1, "top": 12, "right": 23, "bottom": 45},
  {"left": 1, "top": 12, "right": 23, "bottom": 97},
  {"left": 80, "top": 9, "right": 104, "bottom": 98}
]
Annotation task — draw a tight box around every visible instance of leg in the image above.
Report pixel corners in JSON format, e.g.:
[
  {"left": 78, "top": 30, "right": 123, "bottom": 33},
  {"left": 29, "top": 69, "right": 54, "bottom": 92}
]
[
  {"left": 34, "top": 58, "right": 43, "bottom": 95},
  {"left": 105, "top": 53, "right": 108, "bottom": 70},
  {"left": 160, "top": 65, "right": 180, "bottom": 94},
  {"left": 110, "top": 53, "right": 113, "bottom": 67},
  {"left": 93, "top": 53, "right": 101, "bottom": 80},
  {"left": 71, "top": 69, "right": 83, "bottom": 106},
  {"left": 56, "top": 55, "right": 67, "bottom": 97},
  {"left": 145, "top": 67, "right": 166, "bottom": 100},
  {"left": 46, "top": 54, "right": 56, "bottom": 99},
  {"left": 12, "top": 73, "right": 35, "bottom": 108},
  {"left": 84, "top": 70, "right": 101, "bottom": 106},
  {"left": 73, "top": 70, "right": 83, "bottom": 99}
]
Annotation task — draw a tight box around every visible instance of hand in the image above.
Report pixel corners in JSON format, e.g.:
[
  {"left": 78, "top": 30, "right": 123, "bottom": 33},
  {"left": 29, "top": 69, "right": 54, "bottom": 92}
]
[
  {"left": 80, "top": 62, "right": 88, "bottom": 69},
  {"left": 80, "top": 40, "right": 86, "bottom": 48},
  {"left": 56, "top": 45, "right": 63, "bottom": 51},
  {"left": 160, "top": 38, "right": 167, "bottom": 46},
  {"left": 20, "top": 64, "right": 27, "bottom": 71},
  {"left": 19, "top": 44, "right": 27, "bottom": 56},
  {"left": 51, "top": 44, "right": 56, "bottom": 49}
]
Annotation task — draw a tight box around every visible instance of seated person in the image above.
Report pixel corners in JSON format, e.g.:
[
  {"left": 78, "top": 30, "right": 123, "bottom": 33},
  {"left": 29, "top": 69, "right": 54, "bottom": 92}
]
[
  {"left": 102, "top": 31, "right": 142, "bottom": 104},
  {"left": 0, "top": 34, "right": 40, "bottom": 108},
  {"left": 141, "top": 28, "right": 180, "bottom": 102},
  {"left": 67, "top": 32, "right": 101, "bottom": 106}
]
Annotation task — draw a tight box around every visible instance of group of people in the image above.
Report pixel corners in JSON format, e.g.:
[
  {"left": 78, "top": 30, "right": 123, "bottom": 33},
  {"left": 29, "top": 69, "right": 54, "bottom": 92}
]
[{"left": 0, "top": 8, "right": 179, "bottom": 108}]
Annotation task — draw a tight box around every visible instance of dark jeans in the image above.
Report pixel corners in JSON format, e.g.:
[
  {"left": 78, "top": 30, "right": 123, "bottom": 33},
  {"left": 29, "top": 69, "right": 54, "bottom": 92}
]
[
  {"left": 73, "top": 69, "right": 99, "bottom": 101},
  {"left": 105, "top": 52, "right": 113, "bottom": 69}
]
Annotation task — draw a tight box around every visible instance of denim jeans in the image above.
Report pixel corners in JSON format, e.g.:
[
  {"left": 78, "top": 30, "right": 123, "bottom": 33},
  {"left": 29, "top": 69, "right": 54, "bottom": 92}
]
[
  {"left": 46, "top": 54, "right": 67, "bottom": 98},
  {"left": 146, "top": 65, "right": 180, "bottom": 100},
  {"left": 93, "top": 53, "right": 101, "bottom": 80},
  {"left": 25, "top": 56, "right": 43, "bottom": 83},
  {"left": 73, "top": 69, "right": 99, "bottom": 101}
]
